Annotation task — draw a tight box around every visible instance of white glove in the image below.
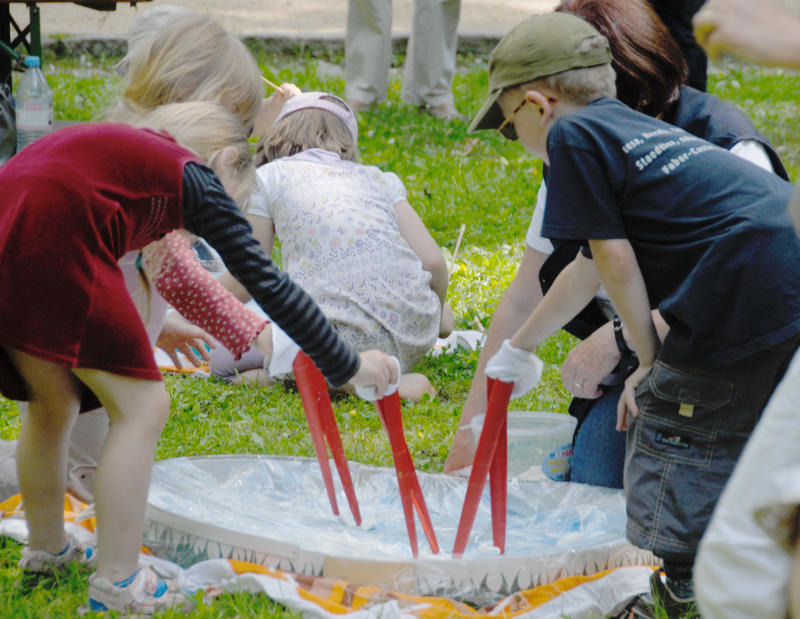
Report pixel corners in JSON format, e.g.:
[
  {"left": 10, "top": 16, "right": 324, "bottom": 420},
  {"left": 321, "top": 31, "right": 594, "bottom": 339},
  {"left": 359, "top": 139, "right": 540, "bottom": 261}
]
[
  {"left": 484, "top": 339, "right": 544, "bottom": 399},
  {"left": 354, "top": 356, "right": 402, "bottom": 401},
  {"left": 266, "top": 324, "right": 301, "bottom": 379}
]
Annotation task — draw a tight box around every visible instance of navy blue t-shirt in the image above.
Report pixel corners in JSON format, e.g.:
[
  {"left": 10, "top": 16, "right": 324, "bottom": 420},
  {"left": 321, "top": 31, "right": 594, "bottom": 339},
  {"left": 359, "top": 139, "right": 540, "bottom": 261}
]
[
  {"left": 665, "top": 85, "right": 789, "bottom": 180},
  {"left": 542, "top": 97, "right": 800, "bottom": 365}
]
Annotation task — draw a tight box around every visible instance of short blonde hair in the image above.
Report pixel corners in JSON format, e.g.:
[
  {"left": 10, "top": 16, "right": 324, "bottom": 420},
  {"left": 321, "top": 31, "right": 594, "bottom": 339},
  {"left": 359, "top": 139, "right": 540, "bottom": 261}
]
[
  {"left": 258, "top": 96, "right": 359, "bottom": 164},
  {"left": 106, "top": 14, "right": 263, "bottom": 133},
  {"left": 524, "top": 36, "right": 616, "bottom": 104},
  {"left": 122, "top": 101, "right": 257, "bottom": 212}
]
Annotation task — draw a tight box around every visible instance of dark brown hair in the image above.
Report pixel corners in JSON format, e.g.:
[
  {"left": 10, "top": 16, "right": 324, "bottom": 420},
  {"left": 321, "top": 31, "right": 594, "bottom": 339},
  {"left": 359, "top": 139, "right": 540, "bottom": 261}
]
[{"left": 556, "top": 0, "right": 687, "bottom": 118}]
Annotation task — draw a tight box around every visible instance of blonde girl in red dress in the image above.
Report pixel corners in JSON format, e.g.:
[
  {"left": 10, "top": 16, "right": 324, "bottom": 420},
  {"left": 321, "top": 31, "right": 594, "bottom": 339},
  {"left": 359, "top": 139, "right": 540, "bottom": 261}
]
[{"left": 0, "top": 102, "right": 397, "bottom": 614}]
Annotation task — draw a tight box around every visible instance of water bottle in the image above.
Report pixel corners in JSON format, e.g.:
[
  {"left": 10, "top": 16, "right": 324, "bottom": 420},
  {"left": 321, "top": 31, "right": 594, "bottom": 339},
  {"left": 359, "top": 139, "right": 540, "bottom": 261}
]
[
  {"left": 15, "top": 56, "right": 52, "bottom": 151},
  {"left": 0, "top": 83, "right": 15, "bottom": 164}
]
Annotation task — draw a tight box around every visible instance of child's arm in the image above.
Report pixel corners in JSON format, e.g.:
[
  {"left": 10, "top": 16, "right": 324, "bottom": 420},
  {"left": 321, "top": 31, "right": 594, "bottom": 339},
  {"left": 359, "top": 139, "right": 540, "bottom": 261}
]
[
  {"left": 484, "top": 251, "right": 600, "bottom": 397},
  {"left": 252, "top": 82, "right": 302, "bottom": 138},
  {"left": 395, "top": 199, "right": 449, "bottom": 309},
  {"left": 508, "top": 251, "right": 602, "bottom": 353},
  {"left": 588, "top": 238, "right": 660, "bottom": 429},
  {"left": 141, "top": 231, "right": 267, "bottom": 360}
]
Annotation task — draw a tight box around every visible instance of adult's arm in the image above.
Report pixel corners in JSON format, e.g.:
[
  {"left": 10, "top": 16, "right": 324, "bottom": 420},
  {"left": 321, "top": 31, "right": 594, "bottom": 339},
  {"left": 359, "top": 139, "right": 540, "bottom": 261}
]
[
  {"left": 443, "top": 246, "right": 548, "bottom": 472},
  {"left": 562, "top": 310, "right": 670, "bottom": 399},
  {"left": 693, "top": 0, "right": 800, "bottom": 67},
  {"left": 509, "top": 251, "right": 602, "bottom": 352}
]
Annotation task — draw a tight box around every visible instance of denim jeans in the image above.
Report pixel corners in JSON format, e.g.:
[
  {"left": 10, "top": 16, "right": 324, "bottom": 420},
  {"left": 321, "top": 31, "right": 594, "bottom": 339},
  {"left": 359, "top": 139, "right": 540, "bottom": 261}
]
[
  {"left": 625, "top": 333, "right": 800, "bottom": 564},
  {"left": 570, "top": 384, "right": 626, "bottom": 489}
]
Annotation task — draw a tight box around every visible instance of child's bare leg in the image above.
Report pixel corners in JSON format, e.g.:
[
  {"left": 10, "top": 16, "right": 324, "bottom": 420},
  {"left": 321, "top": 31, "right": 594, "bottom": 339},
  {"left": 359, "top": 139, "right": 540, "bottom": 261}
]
[
  {"left": 398, "top": 373, "right": 436, "bottom": 402},
  {"left": 5, "top": 348, "right": 80, "bottom": 553},
  {"left": 73, "top": 368, "right": 170, "bottom": 583}
]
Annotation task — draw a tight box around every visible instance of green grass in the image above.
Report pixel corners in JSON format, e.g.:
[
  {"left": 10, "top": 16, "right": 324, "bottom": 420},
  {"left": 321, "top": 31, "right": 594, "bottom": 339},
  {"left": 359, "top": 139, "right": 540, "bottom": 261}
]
[{"left": 3, "top": 49, "right": 798, "bottom": 617}]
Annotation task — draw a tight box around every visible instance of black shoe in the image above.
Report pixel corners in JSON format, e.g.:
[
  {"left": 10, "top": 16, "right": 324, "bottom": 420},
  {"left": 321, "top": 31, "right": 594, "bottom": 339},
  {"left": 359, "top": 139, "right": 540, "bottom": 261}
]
[{"left": 626, "top": 568, "right": 698, "bottom": 618}]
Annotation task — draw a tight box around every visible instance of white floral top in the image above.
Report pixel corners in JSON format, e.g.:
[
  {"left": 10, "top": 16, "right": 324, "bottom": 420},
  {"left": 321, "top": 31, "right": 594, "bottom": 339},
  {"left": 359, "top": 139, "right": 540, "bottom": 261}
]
[{"left": 253, "top": 149, "right": 440, "bottom": 371}]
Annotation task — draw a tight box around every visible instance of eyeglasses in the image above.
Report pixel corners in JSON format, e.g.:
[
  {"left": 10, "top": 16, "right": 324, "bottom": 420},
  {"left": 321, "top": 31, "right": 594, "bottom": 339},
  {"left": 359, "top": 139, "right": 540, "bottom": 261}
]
[{"left": 497, "top": 98, "right": 527, "bottom": 141}]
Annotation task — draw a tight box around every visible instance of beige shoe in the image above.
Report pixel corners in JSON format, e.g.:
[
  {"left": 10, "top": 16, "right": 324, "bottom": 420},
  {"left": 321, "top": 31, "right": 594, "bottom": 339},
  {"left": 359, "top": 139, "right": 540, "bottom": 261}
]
[
  {"left": 19, "top": 532, "right": 96, "bottom": 573},
  {"left": 86, "top": 565, "right": 194, "bottom": 615}
]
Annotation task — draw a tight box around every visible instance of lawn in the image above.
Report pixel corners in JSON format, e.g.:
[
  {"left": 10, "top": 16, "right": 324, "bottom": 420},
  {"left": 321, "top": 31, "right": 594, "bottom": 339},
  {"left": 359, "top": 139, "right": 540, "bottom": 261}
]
[{"left": 0, "top": 46, "right": 799, "bottom": 617}]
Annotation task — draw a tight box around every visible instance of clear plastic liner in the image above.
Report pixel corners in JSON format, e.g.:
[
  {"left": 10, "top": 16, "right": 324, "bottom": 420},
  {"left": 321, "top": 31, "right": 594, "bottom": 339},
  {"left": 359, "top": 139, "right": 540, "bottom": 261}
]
[{"left": 144, "top": 455, "right": 655, "bottom": 605}]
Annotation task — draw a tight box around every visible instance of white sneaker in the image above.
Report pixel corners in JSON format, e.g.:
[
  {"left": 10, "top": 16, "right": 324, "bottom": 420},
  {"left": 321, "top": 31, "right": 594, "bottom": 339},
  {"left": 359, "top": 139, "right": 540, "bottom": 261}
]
[
  {"left": 87, "top": 565, "right": 194, "bottom": 615},
  {"left": 19, "top": 532, "right": 96, "bottom": 573}
]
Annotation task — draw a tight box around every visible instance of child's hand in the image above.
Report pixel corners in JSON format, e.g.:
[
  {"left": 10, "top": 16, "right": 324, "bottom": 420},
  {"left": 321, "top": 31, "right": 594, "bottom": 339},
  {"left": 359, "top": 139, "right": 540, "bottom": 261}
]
[
  {"left": 156, "top": 313, "right": 216, "bottom": 369},
  {"left": 616, "top": 363, "right": 651, "bottom": 431},
  {"left": 351, "top": 352, "right": 401, "bottom": 401},
  {"left": 252, "top": 82, "right": 302, "bottom": 137},
  {"left": 484, "top": 339, "right": 544, "bottom": 399}
]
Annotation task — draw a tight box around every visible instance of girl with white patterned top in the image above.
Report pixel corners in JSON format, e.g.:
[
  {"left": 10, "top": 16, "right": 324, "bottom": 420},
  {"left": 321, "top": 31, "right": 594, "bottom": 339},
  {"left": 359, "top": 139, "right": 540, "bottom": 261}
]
[{"left": 212, "top": 92, "right": 454, "bottom": 401}]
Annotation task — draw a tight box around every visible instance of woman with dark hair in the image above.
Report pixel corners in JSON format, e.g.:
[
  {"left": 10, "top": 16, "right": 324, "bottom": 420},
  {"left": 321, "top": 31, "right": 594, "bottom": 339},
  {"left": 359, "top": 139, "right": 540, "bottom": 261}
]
[
  {"left": 558, "top": 0, "right": 688, "bottom": 118},
  {"left": 556, "top": 0, "right": 786, "bottom": 175}
]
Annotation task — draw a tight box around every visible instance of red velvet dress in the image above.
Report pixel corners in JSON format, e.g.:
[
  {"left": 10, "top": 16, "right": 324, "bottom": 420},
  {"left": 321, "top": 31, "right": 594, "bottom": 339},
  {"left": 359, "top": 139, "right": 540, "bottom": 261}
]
[{"left": 0, "top": 123, "right": 196, "bottom": 397}]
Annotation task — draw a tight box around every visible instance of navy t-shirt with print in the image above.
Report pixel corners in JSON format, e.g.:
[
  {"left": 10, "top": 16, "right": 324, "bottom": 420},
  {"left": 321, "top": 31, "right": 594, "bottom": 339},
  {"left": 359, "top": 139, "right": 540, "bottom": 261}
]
[{"left": 542, "top": 97, "right": 800, "bottom": 366}]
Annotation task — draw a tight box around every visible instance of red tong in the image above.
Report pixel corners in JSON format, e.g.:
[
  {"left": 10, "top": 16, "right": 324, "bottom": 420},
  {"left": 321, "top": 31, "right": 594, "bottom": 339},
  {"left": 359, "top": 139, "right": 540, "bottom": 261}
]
[
  {"left": 376, "top": 391, "right": 440, "bottom": 557},
  {"left": 293, "top": 351, "right": 362, "bottom": 525},
  {"left": 452, "top": 377, "right": 514, "bottom": 556},
  {"left": 292, "top": 352, "right": 439, "bottom": 557}
]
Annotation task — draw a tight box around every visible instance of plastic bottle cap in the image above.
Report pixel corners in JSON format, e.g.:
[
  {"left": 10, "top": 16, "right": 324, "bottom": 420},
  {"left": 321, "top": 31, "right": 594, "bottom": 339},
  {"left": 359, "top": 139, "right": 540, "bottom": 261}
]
[{"left": 24, "top": 56, "right": 41, "bottom": 68}]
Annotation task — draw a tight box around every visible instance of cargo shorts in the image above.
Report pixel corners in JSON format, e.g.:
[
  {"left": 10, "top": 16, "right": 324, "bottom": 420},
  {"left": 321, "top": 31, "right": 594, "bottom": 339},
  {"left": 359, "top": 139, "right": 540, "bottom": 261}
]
[{"left": 624, "top": 334, "right": 800, "bottom": 563}]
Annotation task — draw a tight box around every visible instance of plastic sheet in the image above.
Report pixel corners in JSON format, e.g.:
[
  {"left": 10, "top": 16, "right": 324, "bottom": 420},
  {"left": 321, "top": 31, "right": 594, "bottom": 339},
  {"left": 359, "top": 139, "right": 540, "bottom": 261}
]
[{"left": 144, "top": 455, "right": 655, "bottom": 604}]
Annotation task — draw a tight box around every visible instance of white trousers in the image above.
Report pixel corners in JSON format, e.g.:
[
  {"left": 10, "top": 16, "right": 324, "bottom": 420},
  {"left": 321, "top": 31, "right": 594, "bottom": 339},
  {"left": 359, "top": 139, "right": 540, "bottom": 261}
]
[
  {"left": 345, "top": 0, "right": 460, "bottom": 107},
  {"left": 695, "top": 349, "right": 800, "bottom": 619}
]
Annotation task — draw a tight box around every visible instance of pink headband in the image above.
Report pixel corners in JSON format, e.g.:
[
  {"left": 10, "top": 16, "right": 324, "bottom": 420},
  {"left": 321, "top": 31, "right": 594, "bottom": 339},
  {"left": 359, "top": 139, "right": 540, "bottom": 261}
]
[{"left": 275, "top": 92, "right": 358, "bottom": 143}]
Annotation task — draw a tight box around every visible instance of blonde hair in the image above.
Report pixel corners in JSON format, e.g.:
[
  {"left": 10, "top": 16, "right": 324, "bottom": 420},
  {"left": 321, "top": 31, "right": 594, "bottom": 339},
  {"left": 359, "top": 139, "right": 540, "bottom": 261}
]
[
  {"left": 258, "top": 97, "right": 359, "bottom": 164},
  {"left": 121, "top": 101, "right": 257, "bottom": 212},
  {"left": 106, "top": 14, "right": 263, "bottom": 133},
  {"left": 525, "top": 36, "right": 617, "bottom": 104}
]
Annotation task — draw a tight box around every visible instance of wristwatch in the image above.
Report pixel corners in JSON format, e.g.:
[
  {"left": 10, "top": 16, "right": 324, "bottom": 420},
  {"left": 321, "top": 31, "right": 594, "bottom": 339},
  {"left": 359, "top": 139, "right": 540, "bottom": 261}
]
[{"left": 613, "top": 315, "right": 634, "bottom": 355}]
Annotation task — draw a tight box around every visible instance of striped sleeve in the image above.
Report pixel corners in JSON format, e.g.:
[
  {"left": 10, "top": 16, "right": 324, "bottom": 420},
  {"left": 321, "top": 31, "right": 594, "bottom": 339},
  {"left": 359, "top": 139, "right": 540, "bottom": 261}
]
[{"left": 180, "top": 162, "right": 360, "bottom": 386}]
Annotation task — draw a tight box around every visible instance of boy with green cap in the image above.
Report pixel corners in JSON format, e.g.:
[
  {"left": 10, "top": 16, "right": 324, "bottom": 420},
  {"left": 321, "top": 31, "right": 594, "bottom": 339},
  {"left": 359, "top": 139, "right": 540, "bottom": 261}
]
[{"left": 467, "top": 11, "right": 800, "bottom": 618}]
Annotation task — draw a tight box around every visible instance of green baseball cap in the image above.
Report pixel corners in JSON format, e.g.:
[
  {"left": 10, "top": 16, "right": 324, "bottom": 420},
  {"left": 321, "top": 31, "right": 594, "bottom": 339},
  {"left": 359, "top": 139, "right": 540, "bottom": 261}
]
[{"left": 468, "top": 12, "right": 612, "bottom": 134}]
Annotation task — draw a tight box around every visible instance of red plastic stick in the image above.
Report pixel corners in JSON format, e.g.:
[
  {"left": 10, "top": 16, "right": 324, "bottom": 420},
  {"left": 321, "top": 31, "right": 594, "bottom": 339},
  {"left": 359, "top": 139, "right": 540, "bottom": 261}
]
[
  {"left": 292, "top": 352, "right": 361, "bottom": 524},
  {"left": 314, "top": 390, "right": 362, "bottom": 525},
  {"left": 489, "top": 381, "right": 508, "bottom": 552},
  {"left": 376, "top": 392, "right": 440, "bottom": 556},
  {"left": 452, "top": 378, "right": 513, "bottom": 556}
]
